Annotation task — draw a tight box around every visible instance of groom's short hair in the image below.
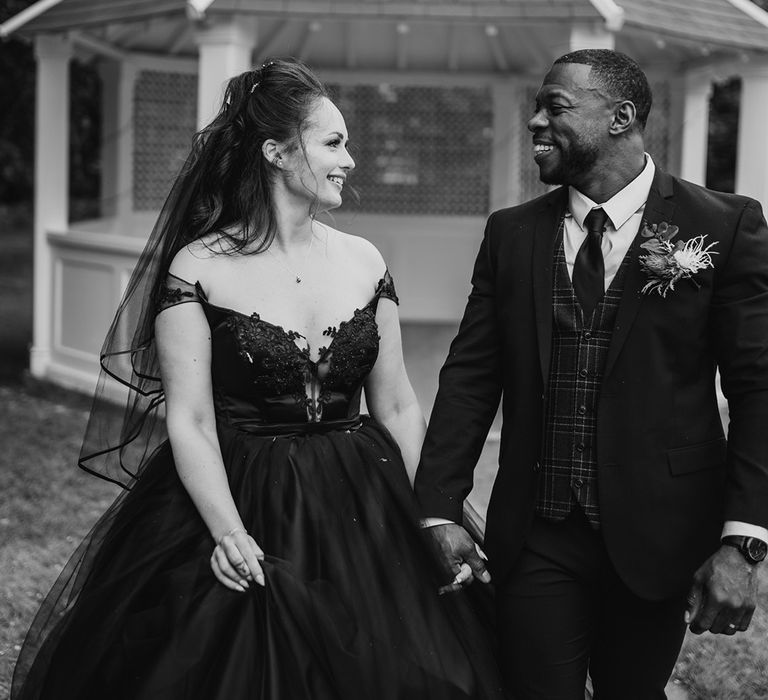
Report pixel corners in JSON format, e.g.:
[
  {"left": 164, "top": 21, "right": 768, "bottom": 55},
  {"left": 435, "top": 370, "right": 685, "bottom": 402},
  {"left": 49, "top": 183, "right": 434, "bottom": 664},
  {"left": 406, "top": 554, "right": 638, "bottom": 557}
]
[{"left": 554, "top": 49, "right": 653, "bottom": 130}]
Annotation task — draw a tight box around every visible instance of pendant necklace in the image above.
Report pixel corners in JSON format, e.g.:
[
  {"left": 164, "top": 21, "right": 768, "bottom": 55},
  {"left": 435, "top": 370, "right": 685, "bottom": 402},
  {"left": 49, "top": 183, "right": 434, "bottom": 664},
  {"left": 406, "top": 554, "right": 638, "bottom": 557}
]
[{"left": 267, "top": 232, "right": 315, "bottom": 284}]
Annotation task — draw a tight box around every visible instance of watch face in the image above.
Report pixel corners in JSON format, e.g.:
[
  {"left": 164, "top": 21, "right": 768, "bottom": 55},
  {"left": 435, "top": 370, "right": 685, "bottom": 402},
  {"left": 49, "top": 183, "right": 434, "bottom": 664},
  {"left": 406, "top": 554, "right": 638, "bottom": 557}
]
[{"left": 746, "top": 538, "right": 768, "bottom": 562}]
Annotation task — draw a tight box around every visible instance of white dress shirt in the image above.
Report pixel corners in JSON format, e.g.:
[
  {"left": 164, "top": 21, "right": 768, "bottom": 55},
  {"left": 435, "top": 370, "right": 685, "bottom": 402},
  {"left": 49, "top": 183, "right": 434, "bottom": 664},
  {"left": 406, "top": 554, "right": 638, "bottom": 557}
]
[
  {"left": 426, "top": 155, "right": 768, "bottom": 545},
  {"left": 564, "top": 154, "right": 655, "bottom": 287}
]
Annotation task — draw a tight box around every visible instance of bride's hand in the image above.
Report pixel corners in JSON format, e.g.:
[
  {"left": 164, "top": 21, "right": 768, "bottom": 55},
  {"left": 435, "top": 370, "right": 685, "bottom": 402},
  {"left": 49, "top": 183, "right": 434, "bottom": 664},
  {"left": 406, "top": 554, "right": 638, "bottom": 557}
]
[{"left": 211, "top": 527, "right": 265, "bottom": 591}]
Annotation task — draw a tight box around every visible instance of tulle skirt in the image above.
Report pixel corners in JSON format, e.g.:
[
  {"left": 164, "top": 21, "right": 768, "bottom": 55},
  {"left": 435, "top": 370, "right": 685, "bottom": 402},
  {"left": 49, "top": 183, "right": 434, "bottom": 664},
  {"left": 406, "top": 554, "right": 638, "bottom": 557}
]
[{"left": 12, "top": 418, "right": 505, "bottom": 699}]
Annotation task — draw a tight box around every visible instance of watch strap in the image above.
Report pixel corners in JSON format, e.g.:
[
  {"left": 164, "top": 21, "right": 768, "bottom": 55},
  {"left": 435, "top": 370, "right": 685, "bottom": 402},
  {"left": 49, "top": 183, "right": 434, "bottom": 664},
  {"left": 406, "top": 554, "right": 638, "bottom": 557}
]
[{"left": 722, "top": 535, "right": 767, "bottom": 564}]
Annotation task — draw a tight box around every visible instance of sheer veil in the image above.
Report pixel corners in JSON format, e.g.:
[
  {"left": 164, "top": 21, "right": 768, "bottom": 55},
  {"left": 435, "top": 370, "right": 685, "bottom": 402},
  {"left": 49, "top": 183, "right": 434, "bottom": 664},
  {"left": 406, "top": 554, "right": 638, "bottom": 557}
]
[
  {"left": 77, "top": 146, "right": 205, "bottom": 489},
  {"left": 11, "top": 108, "right": 231, "bottom": 695}
]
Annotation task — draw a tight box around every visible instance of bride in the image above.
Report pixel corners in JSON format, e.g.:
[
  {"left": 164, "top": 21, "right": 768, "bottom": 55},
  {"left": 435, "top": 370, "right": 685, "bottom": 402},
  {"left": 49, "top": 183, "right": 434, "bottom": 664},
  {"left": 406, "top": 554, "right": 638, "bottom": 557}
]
[{"left": 12, "top": 58, "right": 504, "bottom": 700}]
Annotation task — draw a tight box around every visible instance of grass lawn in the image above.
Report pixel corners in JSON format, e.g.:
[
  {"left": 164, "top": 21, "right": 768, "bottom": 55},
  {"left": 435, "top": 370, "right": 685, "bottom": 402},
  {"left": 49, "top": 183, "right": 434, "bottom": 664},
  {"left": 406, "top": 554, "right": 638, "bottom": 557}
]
[{"left": 0, "top": 380, "right": 119, "bottom": 697}]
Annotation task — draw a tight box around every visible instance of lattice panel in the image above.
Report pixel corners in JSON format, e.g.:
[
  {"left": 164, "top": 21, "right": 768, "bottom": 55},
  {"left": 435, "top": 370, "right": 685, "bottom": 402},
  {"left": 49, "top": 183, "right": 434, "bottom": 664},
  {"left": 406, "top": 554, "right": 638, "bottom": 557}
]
[
  {"left": 133, "top": 70, "right": 197, "bottom": 211},
  {"left": 330, "top": 84, "right": 493, "bottom": 216},
  {"left": 516, "top": 79, "right": 673, "bottom": 206},
  {"left": 130, "top": 73, "right": 672, "bottom": 215}
]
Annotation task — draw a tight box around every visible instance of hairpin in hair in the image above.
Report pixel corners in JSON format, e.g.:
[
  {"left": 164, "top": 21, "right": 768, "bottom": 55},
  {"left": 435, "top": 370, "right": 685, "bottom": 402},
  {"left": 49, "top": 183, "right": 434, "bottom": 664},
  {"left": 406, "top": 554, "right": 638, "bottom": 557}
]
[{"left": 250, "top": 62, "right": 275, "bottom": 94}]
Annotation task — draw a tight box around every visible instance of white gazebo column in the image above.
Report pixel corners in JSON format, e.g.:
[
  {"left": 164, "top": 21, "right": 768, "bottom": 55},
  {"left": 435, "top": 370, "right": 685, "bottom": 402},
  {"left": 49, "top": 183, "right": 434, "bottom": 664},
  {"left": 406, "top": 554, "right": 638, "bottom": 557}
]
[
  {"left": 735, "top": 65, "right": 768, "bottom": 207},
  {"left": 559, "top": 22, "right": 616, "bottom": 55},
  {"left": 679, "top": 70, "right": 712, "bottom": 186},
  {"left": 195, "top": 16, "right": 257, "bottom": 129},
  {"left": 31, "top": 34, "right": 72, "bottom": 378},
  {"left": 98, "top": 59, "right": 137, "bottom": 222}
]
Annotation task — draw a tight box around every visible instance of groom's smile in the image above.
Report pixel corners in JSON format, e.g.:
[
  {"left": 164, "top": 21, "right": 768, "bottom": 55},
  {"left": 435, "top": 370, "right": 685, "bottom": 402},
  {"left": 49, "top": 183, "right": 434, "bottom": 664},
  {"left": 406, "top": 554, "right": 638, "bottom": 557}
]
[{"left": 533, "top": 142, "right": 554, "bottom": 160}]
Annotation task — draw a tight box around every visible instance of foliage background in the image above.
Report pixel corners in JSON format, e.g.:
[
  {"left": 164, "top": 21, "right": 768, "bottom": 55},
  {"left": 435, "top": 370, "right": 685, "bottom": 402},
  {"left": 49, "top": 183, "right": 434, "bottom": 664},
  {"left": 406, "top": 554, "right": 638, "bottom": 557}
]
[{"left": 0, "top": 0, "right": 101, "bottom": 209}]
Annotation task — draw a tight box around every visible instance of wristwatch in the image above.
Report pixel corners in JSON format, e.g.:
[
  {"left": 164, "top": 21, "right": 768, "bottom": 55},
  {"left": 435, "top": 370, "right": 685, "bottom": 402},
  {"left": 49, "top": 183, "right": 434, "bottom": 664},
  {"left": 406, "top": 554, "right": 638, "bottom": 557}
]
[{"left": 721, "top": 536, "right": 768, "bottom": 565}]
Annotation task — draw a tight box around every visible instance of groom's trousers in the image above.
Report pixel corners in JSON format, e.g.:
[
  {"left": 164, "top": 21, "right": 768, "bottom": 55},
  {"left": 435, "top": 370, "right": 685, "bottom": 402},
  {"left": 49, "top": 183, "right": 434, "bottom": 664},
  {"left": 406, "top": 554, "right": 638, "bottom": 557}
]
[{"left": 495, "top": 507, "right": 689, "bottom": 700}]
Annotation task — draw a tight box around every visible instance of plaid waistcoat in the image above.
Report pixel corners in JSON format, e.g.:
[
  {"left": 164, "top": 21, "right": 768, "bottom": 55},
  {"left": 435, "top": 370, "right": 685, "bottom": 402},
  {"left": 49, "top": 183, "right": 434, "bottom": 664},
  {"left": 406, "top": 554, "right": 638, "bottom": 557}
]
[{"left": 535, "top": 223, "right": 630, "bottom": 527}]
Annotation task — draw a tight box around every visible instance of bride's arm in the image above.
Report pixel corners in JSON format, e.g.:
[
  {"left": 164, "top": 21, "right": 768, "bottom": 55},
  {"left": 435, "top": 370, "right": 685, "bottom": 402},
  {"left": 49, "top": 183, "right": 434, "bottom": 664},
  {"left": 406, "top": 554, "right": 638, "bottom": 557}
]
[
  {"left": 155, "top": 295, "right": 265, "bottom": 590},
  {"left": 364, "top": 298, "right": 426, "bottom": 486}
]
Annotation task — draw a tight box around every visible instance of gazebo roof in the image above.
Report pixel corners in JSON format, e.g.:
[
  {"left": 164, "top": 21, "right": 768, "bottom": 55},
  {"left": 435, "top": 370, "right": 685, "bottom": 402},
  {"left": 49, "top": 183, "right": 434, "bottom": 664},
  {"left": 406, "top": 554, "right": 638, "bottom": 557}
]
[
  {"left": 621, "top": 0, "right": 768, "bottom": 51},
  {"left": 3, "top": 0, "right": 768, "bottom": 72}
]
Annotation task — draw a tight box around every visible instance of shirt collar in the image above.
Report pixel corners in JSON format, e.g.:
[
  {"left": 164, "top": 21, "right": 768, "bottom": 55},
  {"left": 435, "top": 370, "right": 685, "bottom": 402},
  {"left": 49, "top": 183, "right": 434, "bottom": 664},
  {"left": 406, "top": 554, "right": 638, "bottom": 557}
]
[{"left": 568, "top": 154, "right": 656, "bottom": 231}]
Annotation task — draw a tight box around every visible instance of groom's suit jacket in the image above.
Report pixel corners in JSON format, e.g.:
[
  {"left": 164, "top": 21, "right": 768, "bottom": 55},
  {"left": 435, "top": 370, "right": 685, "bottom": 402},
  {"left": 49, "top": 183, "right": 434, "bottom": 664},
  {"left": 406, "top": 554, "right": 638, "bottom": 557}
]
[{"left": 416, "top": 169, "right": 768, "bottom": 600}]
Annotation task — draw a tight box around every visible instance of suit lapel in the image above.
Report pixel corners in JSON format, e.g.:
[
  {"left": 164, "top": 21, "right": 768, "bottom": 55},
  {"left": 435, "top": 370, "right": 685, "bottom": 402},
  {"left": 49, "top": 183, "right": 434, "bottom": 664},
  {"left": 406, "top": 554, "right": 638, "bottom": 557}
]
[
  {"left": 533, "top": 187, "right": 568, "bottom": 383},
  {"left": 603, "top": 169, "right": 677, "bottom": 378}
]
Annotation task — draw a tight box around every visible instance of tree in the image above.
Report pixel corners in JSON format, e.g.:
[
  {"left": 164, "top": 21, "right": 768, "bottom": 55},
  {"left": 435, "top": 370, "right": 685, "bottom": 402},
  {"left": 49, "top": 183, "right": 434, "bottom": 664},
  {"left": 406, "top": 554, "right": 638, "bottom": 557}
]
[
  {"left": 0, "top": 0, "right": 37, "bottom": 203},
  {"left": 0, "top": 0, "right": 100, "bottom": 212}
]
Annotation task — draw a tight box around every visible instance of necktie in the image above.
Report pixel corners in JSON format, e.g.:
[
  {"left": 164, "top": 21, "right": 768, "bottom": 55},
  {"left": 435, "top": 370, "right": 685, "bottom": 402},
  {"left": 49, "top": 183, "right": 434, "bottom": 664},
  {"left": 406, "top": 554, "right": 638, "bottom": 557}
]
[{"left": 573, "top": 207, "right": 608, "bottom": 317}]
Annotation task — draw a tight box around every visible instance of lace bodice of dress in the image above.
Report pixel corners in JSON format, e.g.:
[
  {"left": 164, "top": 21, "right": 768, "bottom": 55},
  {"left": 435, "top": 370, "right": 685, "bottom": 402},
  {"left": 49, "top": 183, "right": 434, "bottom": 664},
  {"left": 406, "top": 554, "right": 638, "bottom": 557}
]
[{"left": 156, "top": 272, "right": 398, "bottom": 431}]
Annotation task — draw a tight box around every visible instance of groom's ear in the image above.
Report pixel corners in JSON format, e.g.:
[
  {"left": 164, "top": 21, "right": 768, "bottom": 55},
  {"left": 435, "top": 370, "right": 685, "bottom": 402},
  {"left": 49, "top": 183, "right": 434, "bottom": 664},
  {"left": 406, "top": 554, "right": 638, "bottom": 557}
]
[{"left": 610, "top": 100, "right": 637, "bottom": 135}]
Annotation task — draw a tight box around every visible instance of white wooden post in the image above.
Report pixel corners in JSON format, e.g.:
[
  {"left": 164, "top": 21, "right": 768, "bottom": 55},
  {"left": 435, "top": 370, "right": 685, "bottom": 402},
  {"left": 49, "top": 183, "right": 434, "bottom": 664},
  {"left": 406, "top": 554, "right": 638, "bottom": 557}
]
[
  {"left": 31, "top": 34, "right": 72, "bottom": 378},
  {"left": 98, "top": 59, "right": 137, "bottom": 221},
  {"left": 735, "top": 64, "right": 768, "bottom": 206},
  {"left": 665, "top": 73, "right": 686, "bottom": 178},
  {"left": 549, "top": 22, "right": 615, "bottom": 57},
  {"left": 195, "top": 16, "right": 257, "bottom": 129},
  {"left": 680, "top": 70, "right": 712, "bottom": 186}
]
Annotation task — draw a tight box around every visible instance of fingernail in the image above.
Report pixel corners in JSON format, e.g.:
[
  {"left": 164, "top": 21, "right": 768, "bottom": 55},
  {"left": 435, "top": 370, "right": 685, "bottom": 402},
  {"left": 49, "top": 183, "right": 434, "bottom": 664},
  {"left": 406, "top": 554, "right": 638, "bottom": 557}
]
[
  {"left": 481, "top": 571, "right": 491, "bottom": 583},
  {"left": 256, "top": 574, "right": 265, "bottom": 586},
  {"left": 239, "top": 579, "right": 249, "bottom": 588},
  {"left": 684, "top": 611, "right": 691, "bottom": 624}
]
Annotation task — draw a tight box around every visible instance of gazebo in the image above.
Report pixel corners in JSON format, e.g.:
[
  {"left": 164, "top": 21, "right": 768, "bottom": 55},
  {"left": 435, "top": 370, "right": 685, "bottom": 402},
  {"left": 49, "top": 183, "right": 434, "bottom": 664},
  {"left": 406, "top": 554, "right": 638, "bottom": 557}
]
[{"left": 3, "top": 0, "right": 768, "bottom": 407}]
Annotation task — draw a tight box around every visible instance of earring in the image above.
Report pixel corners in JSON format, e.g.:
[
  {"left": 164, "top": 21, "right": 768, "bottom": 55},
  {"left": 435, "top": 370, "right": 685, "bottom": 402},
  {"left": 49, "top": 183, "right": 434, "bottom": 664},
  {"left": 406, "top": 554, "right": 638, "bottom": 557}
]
[{"left": 275, "top": 155, "right": 282, "bottom": 167}]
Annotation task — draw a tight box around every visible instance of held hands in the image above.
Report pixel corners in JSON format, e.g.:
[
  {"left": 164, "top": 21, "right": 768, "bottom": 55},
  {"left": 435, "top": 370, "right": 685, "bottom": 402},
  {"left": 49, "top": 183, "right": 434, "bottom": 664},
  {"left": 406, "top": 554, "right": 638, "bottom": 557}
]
[
  {"left": 685, "top": 545, "right": 758, "bottom": 635},
  {"left": 211, "top": 527, "right": 265, "bottom": 592},
  {"left": 428, "top": 522, "right": 492, "bottom": 595}
]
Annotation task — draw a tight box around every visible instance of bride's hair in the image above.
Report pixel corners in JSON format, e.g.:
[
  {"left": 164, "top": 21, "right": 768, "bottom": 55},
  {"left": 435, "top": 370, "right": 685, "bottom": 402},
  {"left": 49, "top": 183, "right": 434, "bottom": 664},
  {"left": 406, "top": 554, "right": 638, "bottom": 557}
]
[
  {"left": 178, "top": 58, "right": 330, "bottom": 255},
  {"left": 77, "top": 59, "right": 331, "bottom": 491}
]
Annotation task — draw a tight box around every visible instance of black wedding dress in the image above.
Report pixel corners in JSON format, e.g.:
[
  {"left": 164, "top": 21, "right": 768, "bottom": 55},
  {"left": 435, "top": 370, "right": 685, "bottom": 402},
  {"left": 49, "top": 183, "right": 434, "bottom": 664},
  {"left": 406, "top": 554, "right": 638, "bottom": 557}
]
[{"left": 12, "top": 271, "right": 504, "bottom": 700}]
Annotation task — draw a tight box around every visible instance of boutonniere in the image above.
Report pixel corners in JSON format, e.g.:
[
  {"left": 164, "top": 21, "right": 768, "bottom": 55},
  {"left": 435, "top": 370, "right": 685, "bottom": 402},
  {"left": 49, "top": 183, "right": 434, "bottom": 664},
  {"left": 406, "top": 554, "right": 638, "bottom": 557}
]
[{"left": 639, "top": 221, "right": 718, "bottom": 297}]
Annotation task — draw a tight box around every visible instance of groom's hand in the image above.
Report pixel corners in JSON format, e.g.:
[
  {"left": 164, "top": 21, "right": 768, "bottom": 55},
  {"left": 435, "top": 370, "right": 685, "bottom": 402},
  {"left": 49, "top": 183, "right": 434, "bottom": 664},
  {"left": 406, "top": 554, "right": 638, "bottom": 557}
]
[
  {"left": 427, "top": 522, "right": 491, "bottom": 594},
  {"left": 685, "top": 545, "right": 759, "bottom": 635}
]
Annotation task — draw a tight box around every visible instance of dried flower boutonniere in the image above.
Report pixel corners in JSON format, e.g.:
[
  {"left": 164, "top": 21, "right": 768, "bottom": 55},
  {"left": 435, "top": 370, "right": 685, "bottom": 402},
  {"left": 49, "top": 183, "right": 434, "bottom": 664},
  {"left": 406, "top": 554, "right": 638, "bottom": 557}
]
[{"left": 639, "top": 221, "right": 718, "bottom": 297}]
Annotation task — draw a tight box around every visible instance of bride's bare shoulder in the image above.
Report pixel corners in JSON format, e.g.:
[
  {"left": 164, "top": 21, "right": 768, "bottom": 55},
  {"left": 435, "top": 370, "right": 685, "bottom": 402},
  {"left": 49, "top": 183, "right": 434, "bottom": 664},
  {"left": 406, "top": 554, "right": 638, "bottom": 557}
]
[
  {"left": 324, "top": 224, "right": 386, "bottom": 281},
  {"left": 167, "top": 234, "right": 236, "bottom": 283}
]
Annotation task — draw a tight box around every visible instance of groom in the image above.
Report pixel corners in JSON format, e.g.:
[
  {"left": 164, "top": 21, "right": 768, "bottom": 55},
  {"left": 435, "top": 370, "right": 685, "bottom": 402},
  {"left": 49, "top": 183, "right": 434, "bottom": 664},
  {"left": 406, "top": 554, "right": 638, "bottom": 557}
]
[{"left": 416, "top": 49, "right": 768, "bottom": 698}]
